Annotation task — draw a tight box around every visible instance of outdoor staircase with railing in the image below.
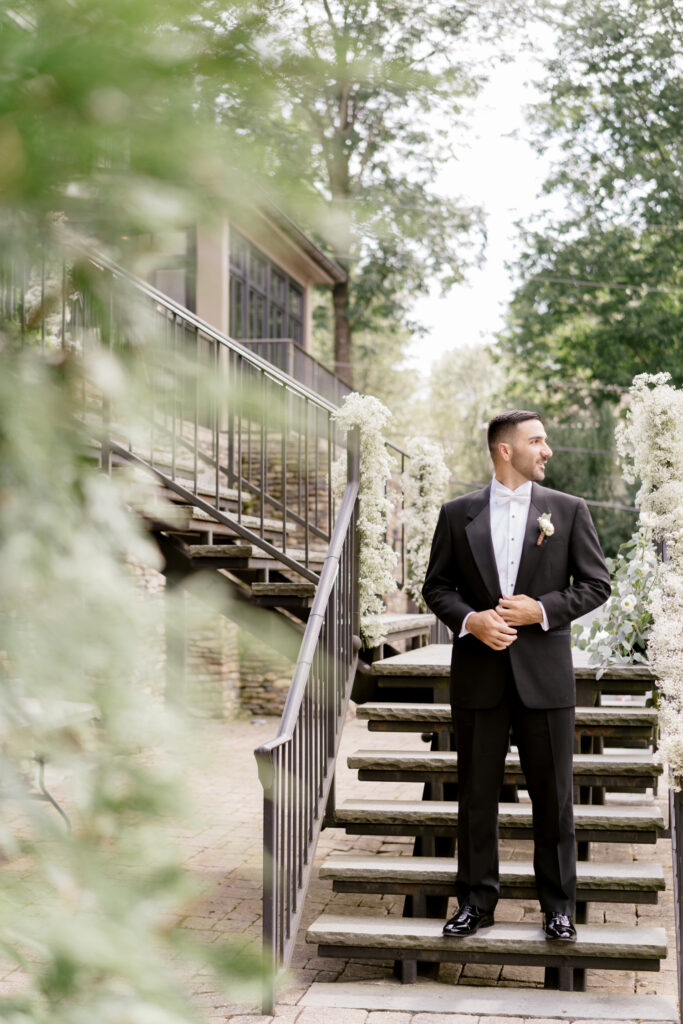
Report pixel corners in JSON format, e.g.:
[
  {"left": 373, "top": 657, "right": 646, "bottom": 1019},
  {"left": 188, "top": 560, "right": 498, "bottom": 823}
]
[
  {"left": 306, "top": 642, "right": 671, "bottom": 1009},
  {"left": 5, "top": 250, "right": 674, "bottom": 1015}
]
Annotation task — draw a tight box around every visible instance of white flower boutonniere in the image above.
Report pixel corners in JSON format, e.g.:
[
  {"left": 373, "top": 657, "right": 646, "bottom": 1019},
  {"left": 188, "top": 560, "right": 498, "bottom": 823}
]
[{"left": 537, "top": 512, "right": 554, "bottom": 547}]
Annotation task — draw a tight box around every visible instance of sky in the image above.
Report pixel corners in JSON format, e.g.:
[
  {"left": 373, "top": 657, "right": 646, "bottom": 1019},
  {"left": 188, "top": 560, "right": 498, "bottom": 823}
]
[{"left": 406, "top": 30, "right": 560, "bottom": 373}]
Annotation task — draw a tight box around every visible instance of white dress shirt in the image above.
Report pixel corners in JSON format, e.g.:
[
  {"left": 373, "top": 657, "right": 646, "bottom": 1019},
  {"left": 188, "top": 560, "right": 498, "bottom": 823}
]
[{"left": 461, "top": 477, "right": 548, "bottom": 636}]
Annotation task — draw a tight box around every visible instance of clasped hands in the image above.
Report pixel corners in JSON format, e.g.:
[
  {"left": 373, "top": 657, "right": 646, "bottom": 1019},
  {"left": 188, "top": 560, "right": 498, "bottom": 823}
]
[{"left": 466, "top": 594, "right": 543, "bottom": 651}]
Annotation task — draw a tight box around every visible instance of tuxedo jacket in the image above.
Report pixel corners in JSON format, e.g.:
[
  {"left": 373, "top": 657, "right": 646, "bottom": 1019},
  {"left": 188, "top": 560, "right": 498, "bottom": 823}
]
[{"left": 422, "top": 483, "right": 611, "bottom": 710}]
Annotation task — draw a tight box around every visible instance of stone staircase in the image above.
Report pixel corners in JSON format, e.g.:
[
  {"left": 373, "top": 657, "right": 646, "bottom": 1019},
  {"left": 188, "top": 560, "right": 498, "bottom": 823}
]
[{"left": 307, "top": 642, "right": 670, "bottom": 1002}]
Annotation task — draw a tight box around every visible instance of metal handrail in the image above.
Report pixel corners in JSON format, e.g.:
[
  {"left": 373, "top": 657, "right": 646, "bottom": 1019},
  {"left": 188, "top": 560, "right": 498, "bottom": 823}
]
[
  {"left": 2, "top": 251, "right": 344, "bottom": 577},
  {"left": 239, "top": 338, "right": 352, "bottom": 409},
  {"left": 254, "top": 427, "right": 360, "bottom": 1012},
  {"left": 86, "top": 250, "right": 339, "bottom": 414}
]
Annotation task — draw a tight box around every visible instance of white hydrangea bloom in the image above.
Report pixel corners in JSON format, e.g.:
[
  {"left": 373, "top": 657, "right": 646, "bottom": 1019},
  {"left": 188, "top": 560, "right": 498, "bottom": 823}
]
[
  {"left": 332, "top": 393, "right": 398, "bottom": 647},
  {"left": 401, "top": 437, "right": 450, "bottom": 611},
  {"left": 617, "top": 373, "right": 683, "bottom": 784}
]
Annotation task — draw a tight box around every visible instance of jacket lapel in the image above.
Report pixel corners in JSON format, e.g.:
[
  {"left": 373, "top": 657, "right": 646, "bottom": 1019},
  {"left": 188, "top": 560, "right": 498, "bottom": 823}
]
[
  {"left": 514, "top": 483, "right": 549, "bottom": 596},
  {"left": 465, "top": 486, "right": 501, "bottom": 603}
]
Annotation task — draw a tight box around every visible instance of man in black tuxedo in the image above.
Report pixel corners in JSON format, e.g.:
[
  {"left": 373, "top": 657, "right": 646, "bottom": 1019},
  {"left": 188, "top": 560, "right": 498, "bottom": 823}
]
[{"left": 422, "top": 410, "right": 610, "bottom": 941}]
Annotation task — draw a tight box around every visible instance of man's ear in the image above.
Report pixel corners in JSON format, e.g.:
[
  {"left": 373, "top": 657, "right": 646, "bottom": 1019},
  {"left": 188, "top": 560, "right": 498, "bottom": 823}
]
[{"left": 498, "top": 442, "right": 511, "bottom": 463}]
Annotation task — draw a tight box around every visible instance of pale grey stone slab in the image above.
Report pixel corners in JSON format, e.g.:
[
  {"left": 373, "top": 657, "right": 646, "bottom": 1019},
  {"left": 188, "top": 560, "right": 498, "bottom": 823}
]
[
  {"left": 306, "top": 914, "right": 667, "bottom": 959},
  {"left": 369, "top": 644, "right": 655, "bottom": 680},
  {"left": 379, "top": 613, "right": 435, "bottom": 635},
  {"left": 347, "top": 749, "right": 661, "bottom": 777},
  {"left": 335, "top": 798, "right": 665, "bottom": 832},
  {"left": 356, "top": 702, "right": 450, "bottom": 721},
  {"left": 299, "top": 980, "right": 678, "bottom": 1021},
  {"left": 356, "top": 702, "right": 657, "bottom": 726},
  {"left": 371, "top": 645, "right": 451, "bottom": 675},
  {"left": 251, "top": 582, "right": 316, "bottom": 596},
  {"left": 319, "top": 854, "right": 665, "bottom": 891}
]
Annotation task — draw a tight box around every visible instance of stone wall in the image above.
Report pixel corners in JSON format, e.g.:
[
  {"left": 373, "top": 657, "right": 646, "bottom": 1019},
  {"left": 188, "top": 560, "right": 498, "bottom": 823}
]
[
  {"left": 237, "top": 630, "right": 294, "bottom": 718},
  {"left": 185, "top": 595, "right": 242, "bottom": 719},
  {"left": 127, "top": 557, "right": 291, "bottom": 719}
]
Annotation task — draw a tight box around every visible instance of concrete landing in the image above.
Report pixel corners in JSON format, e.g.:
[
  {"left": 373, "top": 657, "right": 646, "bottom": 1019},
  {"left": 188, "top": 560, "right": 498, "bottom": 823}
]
[{"left": 300, "top": 979, "right": 679, "bottom": 1021}]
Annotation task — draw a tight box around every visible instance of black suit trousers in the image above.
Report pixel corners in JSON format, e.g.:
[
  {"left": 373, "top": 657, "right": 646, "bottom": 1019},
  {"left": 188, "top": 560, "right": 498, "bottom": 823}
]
[{"left": 453, "top": 663, "right": 576, "bottom": 915}]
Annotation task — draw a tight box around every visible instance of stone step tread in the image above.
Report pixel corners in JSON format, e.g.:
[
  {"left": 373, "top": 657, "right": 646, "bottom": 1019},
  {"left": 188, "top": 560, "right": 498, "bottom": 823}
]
[
  {"left": 251, "top": 582, "right": 317, "bottom": 596},
  {"left": 186, "top": 543, "right": 326, "bottom": 563},
  {"left": 319, "top": 854, "right": 666, "bottom": 890},
  {"left": 163, "top": 484, "right": 243, "bottom": 504},
  {"left": 370, "top": 644, "right": 655, "bottom": 680},
  {"left": 348, "top": 748, "right": 662, "bottom": 777},
  {"left": 334, "top": 799, "right": 665, "bottom": 832},
  {"left": 306, "top": 914, "right": 667, "bottom": 959},
  {"left": 356, "top": 701, "right": 657, "bottom": 726},
  {"left": 378, "top": 613, "right": 435, "bottom": 635},
  {"left": 189, "top": 507, "right": 291, "bottom": 532},
  {"left": 301, "top": 981, "right": 679, "bottom": 1022}
]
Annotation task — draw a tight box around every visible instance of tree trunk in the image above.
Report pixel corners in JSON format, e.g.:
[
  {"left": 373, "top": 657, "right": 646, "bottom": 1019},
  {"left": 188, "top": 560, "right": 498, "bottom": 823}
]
[{"left": 333, "top": 276, "right": 353, "bottom": 388}]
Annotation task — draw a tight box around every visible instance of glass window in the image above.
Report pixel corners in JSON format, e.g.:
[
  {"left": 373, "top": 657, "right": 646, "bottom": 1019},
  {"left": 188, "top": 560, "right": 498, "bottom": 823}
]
[
  {"left": 230, "top": 277, "right": 243, "bottom": 339},
  {"left": 271, "top": 270, "right": 286, "bottom": 305},
  {"left": 229, "top": 228, "right": 305, "bottom": 342},
  {"left": 270, "top": 305, "right": 284, "bottom": 337},
  {"left": 288, "top": 283, "right": 303, "bottom": 318}
]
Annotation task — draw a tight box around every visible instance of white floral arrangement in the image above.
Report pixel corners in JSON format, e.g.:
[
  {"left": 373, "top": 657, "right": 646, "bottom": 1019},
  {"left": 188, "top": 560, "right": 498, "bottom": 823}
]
[
  {"left": 332, "top": 393, "right": 399, "bottom": 648},
  {"left": 572, "top": 526, "right": 657, "bottom": 676},
  {"left": 402, "top": 437, "right": 450, "bottom": 611},
  {"left": 616, "top": 372, "right": 683, "bottom": 786}
]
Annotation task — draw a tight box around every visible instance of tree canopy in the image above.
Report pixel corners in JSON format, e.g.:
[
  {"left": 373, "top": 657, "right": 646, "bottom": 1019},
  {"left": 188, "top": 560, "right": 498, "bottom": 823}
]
[
  {"left": 205, "top": 0, "right": 526, "bottom": 382},
  {"left": 501, "top": 0, "right": 683, "bottom": 393}
]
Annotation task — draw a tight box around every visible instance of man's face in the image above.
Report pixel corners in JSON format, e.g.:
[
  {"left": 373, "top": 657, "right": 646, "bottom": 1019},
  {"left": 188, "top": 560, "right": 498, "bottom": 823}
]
[{"left": 505, "top": 419, "right": 553, "bottom": 482}]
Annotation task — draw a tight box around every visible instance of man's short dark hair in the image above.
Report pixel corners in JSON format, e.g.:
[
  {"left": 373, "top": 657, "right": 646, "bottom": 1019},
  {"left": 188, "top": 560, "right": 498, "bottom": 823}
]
[{"left": 487, "top": 410, "right": 542, "bottom": 454}]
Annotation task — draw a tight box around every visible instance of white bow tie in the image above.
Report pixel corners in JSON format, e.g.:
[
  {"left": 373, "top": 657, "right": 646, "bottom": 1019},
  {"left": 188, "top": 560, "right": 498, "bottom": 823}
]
[{"left": 493, "top": 490, "right": 530, "bottom": 505}]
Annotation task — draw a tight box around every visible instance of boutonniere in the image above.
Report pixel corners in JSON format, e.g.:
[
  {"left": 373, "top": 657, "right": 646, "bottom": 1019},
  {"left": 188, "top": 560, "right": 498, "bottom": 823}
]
[{"left": 536, "top": 512, "right": 554, "bottom": 546}]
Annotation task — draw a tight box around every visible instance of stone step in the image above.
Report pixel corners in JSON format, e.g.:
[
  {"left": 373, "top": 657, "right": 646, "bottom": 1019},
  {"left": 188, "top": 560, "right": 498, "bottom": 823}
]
[
  {"left": 250, "top": 582, "right": 317, "bottom": 611},
  {"left": 348, "top": 748, "right": 661, "bottom": 787},
  {"left": 300, "top": 980, "right": 679, "bottom": 1020},
  {"left": 333, "top": 799, "right": 665, "bottom": 843},
  {"left": 189, "top": 506, "right": 291, "bottom": 534},
  {"left": 306, "top": 914, "right": 667, "bottom": 974},
  {"left": 186, "top": 542, "right": 326, "bottom": 569},
  {"left": 375, "top": 613, "right": 435, "bottom": 640},
  {"left": 368, "top": 645, "right": 656, "bottom": 703},
  {"left": 356, "top": 701, "right": 658, "bottom": 736},
  {"left": 320, "top": 854, "right": 666, "bottom": 903}
]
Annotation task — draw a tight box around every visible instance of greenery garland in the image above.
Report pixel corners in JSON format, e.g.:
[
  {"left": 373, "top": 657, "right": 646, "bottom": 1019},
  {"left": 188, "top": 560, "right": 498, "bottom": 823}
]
[
  {"left": 616, "top": 373, "right": 683, "bottom": 785},
  {"left": 572, "top": 526, "right": 656, "bottom": 676}
]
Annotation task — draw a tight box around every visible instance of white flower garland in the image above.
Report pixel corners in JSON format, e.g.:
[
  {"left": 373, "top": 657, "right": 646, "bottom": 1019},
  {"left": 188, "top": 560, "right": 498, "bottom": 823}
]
[
  {"left": 402, "top": 437, "right": 450, "bottom": 611},
  {"left": 332, "top": 393, "right": 398, "bottom": 648},
  {"left": 617, "top": 372, "right": 683, "bottom": 785}
]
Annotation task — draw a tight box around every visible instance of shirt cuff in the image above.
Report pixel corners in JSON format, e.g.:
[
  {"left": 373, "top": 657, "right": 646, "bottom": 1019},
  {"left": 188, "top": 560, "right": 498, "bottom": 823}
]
[
  {"left": 538, "top": 601, "right": 549, "bottom": 631},
  {"left": 459, "top": 611, "right": 474, "bottom": 638}
]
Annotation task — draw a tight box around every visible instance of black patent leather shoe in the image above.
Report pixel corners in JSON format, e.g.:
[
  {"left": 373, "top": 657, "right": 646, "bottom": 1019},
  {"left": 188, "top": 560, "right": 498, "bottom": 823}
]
[
  {"left": 543, "top": 912, "right": 577, "bottom": 941},
  {"left": 443, "top": 904, "right": 495, "bottom": 937}
]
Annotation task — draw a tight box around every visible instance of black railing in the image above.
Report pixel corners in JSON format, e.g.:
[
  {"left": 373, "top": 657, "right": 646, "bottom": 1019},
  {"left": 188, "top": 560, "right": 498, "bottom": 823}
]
[
  {"left": 239, "top": 338, "right": 352, "bottom": 409},
  {"left": 1, "top": 251, "right": 346, "bottom": 579},
  {"left": 254, "top": 428, "right": 360, "bottom": 1012}
]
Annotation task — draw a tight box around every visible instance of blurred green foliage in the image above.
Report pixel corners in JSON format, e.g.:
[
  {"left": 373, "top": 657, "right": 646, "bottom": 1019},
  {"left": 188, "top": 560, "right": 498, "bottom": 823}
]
[
  {"left": 0, "top": 0, "right": 284, "bottom": 1018},
  {"left": 0, "top": 0, "right": 277, "bottom": 260}
]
